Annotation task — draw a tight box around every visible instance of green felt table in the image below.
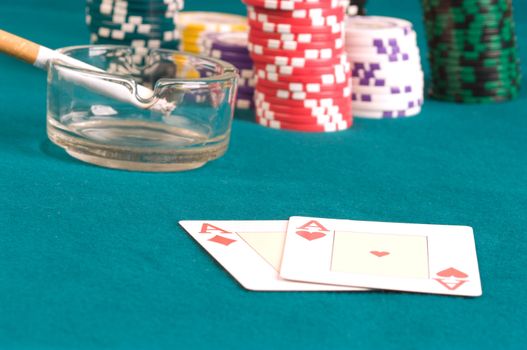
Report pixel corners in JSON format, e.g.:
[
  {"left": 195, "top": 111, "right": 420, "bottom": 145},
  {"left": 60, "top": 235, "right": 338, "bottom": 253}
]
[{"left": 1, "top": 1, "right": 526, "bottom": 349}]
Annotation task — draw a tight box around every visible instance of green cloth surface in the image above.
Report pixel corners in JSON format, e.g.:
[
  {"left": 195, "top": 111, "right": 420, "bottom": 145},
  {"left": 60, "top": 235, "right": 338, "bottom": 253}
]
[{"left": 1, "top": 1, "right": 526, "bottom": 349}]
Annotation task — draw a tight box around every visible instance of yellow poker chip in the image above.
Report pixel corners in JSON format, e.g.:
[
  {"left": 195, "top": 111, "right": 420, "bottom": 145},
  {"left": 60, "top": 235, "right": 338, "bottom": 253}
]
[
  {"left": 180, "top": 46, "right": 203, "bottom": 54},
  {"left": 181, "top": 37, "right": 204, "bottom": 46},
  {"left": 179, "top": 12, "right": 248, "bottom": 33},
  {"left": 178, "top": 12, "right": 249, "bottom": 55},
  {"left": 180, "top": 29, "right": 206, "bottom": 38},
  {"left": 181, "top": 28, "right": 206, "bottom": 38},
  {"left": 172, "top": 55, "right": 201, "bottom": 78},
  {"left": 181, "top": 42, "right": 205, "bottom": 50}
]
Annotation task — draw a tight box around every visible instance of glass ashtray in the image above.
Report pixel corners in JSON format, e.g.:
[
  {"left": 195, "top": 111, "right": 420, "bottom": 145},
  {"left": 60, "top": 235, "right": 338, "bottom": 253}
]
[{"left": 47, "top": 45, "right": 238, "bottom": 171}]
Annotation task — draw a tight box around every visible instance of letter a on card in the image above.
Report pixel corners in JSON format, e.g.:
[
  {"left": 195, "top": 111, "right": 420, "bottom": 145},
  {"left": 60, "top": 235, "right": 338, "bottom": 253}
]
[
  {"left": 199, "top": 223, "right": 231, "bottom": 234},
  {"left": 296, "top": 220, "right": 329, "bottom": 231}
]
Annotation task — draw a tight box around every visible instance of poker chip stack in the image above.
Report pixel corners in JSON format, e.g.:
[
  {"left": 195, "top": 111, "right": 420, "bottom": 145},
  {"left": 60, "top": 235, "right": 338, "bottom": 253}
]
[
  {"left": 179, "top": 12, "right": 249, "bottom": 54},
  {"left": 242, "top": 0, "right": 353, "bottom": 133},
  {"left": 345, "top": 16, "right": 425, "bottom": 119},
  {"left": 203, "top": 32, "right": 256, "bottom": 110},
  {"left": 86, "top": 0, "right": 184, "bottom": 51},
  {"left": 422, "top": 0, "right": 521, "bottom": 103}
]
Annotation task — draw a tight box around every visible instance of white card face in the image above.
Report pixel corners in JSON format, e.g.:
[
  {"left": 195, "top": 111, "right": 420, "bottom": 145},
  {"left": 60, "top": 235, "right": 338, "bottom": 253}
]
[
  {"left": 280, "top": 217, "right": 482, "bottom": 297},
  {"left": 179, "top": 220, "right": 366, "bottom": 291}
]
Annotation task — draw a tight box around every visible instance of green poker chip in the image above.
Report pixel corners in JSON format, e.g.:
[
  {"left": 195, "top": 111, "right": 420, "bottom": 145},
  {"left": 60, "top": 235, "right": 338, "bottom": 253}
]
[
  {"left": 430, "top": 75, "right": 521, "bottom": 89},
  {"left": 430, "top": 83, "right": 520, "bottom": 96},
  {"left": 86, "top": 0, "right": 182, "bottom": 48},
  {"left": 430, "top": 65, "right": 520, "bottom": 76},
  {"left": 422, "top": 0, "right": 521, "bottom": 103},
  {"left": 428, "top": 57, "right": 520, "bottom": 70},
  {"left": 429, "top": 92, "right": 519, "bottom": 104}
]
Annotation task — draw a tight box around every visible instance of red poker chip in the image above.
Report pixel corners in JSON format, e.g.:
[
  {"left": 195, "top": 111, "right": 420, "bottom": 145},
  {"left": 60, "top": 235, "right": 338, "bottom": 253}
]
[
  {"left": 257, "top": 113, "right": 353, "bottom": 126},
  {"left": 255, "top": 91, "right": 353, "bottom": 108},
  {"left": 255, "top": 83, "right": 351, "bottom": 100},
  {"left": 256, "top": 99, "right": 352, "bottom": 116},
  {"left": 248, "top": 19, "right": 344, "bottom": 35},
  {"left": 249, "top": 28, "right": 344, "bottom": 42},
  {"left": 247, "top": 9, "right": 345, "bottom": 27},
  {"left": 248, "top": 43, "right": 343, "bottom": 59},
  {"left": 255, "top": 99, "right": 352, "bottom": 117},
  {"left": 256, "top": 116, "right": 352, "bottom": 133},
  {"left": 255, "top": 106, "right": 352, "bottom": 122},
  {"left": 255, "top": 76, "right": 351, "bottom": 92},
  {"left": 242, "top": 0, "right": 346, "bottom": 11},
  {"left": 256, "top": 110, "right": 353, "bottom": 122},
  {"left": 250, "top": 53, "right": 347, "bottom": 67},
  {"left": 246, "top": 5, "right": 345, "bottom": 19},
  {"left": 255, "top": 89, "right": 353, "bottom": 103},
  {"left": 256, "top": 109, "right": 352, "bottom": 125},
  {"left": 253, "top": 61, "right": 350, "bottom": 76},
  {"left": 248, "top": 35, "right": 344, "bottom": 51},
  {"left": 255, "top": 97, "right": 352, "bottom": 116},
  {"left": 254, "top": 67, "right": 350, "bottom": 84}
]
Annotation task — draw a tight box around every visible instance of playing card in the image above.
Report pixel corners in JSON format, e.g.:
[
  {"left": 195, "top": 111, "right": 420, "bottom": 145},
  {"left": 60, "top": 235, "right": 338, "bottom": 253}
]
[
  {"left": 280, "top": 217, "right": 482, "bottom": 297},
  {"left": 179, "top": 220, "right": 366, "bottom": 291}
]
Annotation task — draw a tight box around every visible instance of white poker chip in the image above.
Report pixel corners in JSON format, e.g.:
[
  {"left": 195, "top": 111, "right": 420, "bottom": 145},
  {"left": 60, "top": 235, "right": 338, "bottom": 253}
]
[
  {"left": 345, "top": 30, "right": 418, "bottom": 48},
  {"left": 346, "top": 52, "right": 421, "bottom": 64},
  {"left": 351, "top": 79, "right": 424, "bottom": 95},
  {"left": 346, "top": 45, "right": 421, "bottom": 57},
  {"left": 354, "top": 106, "right": 422, "bottom": 119},
  {"left": 344, "top": 14, "right": 425, "bottom": 121},
  {"left": 350, "top": 62, "right": 424, "bottom": 76},
  {"left": 352, "top": 97, "right": 423, "bottom": 111},
  {"left": 345, "top": 16, "right": 414, "bottom": 38}
]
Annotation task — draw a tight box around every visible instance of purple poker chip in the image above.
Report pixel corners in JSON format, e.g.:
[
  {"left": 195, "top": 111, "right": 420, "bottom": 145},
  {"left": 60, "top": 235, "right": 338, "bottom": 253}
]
[
  {"left": 229, "top": 59, "right": 254, "bottom": 71},
  {"left": 237, "top": 85, "right": 255, "bottom": 96},
  {"left": 210, "top": 50, "right": 252, "bottom": 64},
  {"left": 203, "top": 32, "right": 250, "bottom": 54}
]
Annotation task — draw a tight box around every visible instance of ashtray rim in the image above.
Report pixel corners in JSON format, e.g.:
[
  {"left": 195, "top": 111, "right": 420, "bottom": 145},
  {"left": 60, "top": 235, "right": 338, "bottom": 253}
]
[{"left": 52, "top": 44, "right": 238, "bottom": 84}]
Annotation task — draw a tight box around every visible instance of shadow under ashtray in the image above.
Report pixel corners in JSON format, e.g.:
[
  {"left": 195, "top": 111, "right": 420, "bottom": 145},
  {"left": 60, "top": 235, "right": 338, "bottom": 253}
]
[{"left": 40, "top": 139, "right": 89, "bottom": 167}]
